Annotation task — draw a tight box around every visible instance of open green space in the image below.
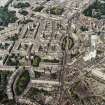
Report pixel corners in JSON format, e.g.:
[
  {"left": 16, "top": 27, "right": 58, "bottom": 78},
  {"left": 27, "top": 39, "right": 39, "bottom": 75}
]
[
  {"left": 42, "top": 59, "right": 59, "bottom": 63},
  {"left": 61, "top": 36, "right": 74, "bottom": 50},
  {"left": 6, "top": 34, "right": 18, "bottom": 41},
  {"left": 31, "top": 55, "right": 41, "bottom": 67},
  {"left": 25, "top": 87, "right": 51, "bottom": 105},
  {"left": 30, "top": 88, "right": 50, "bottom": 96},
  {"left": 0, "top": 71, "right": 12, "bottom": 102},
  {"left": 46, "top": 6, "right": 64, "bottom": 15},
  {"left": 15, "top": 70, "right": 30, "bottom": 96},
  {"left": 33, "top": 6, "right": 44, "bottom": 12},
  {"left": 14, "top": 2, "right": 30, "bottom": 8},
  {"left": 18, "top": 9, "right": 28, "bottom": 16},
  {"left": 34, "top": 71, "right": 41, "bottom": 79},
  {"left": 83, "top": 0, "right": 105, "bottom": 19},
  {"left": 0, "top": 7, "right": 17, "bottom": 26},
  {"left": 80, "top": 26, "right": 88, "bottom": 32},
  {"left": 6, "top": 53, "right": 24, "bottom": 66},
  {"left": 0, "top": 43, "right": 10, "bottom": 50},
  {"left": 26, "top": 87, "right": 51, "bottom": 100}
]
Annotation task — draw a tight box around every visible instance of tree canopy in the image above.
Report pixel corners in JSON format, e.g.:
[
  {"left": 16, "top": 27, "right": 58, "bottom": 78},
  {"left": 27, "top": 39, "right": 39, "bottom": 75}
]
[
  {"left": 83, "top": 0, "right": 105, "bottom": 19},
  {"left": 0, "top": 7, "right": 18, "bottom": 26}
]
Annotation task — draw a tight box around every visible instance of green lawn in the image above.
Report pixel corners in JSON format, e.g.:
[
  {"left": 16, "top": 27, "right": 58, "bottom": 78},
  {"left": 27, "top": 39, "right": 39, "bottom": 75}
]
[
  {"left": 46, "top": 6, "right": 64, "bottom": 15},
  {"left": 15, "top": 70, "right": 30, "bottom": 95},
  {"left": 31, "top": 56, "right": 41, "bottom": 67}
]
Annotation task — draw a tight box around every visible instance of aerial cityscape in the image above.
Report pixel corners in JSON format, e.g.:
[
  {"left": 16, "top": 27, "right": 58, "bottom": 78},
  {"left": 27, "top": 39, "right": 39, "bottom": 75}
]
[{"left": 0, "top": 0, "right": 105, "bottom": 105}]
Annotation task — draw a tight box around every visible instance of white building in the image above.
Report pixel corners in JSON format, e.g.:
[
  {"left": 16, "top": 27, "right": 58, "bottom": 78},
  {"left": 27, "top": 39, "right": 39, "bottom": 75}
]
[
  {"left": 0, "top": 0, "right": 9, "bottom": 7},
  {"left": 83, "top": 35, "right": 97, "bottom": 61}
]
